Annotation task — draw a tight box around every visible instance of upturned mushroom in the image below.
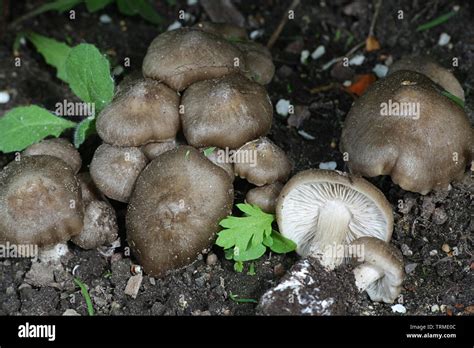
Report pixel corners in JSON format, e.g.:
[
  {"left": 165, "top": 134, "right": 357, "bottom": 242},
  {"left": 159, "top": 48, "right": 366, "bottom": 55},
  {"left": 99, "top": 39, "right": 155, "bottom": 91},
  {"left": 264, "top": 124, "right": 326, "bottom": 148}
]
[
  {"left": 142, "top": 28, "right": 244, "bottom": 91},
  {"left": 181, "top": 74, "right": 273, "bottom": 149},
  {"left": 0, "top": 155, "right": 84, "bottom": 247},
  {"left": 234, "top": 137, "right": 292, "bottom": 186},
  {"left": 90, "top": 144, "right": 148, "bottom": 203},
  {"left": 126, "top": 146, "right": 234, "bottom": 277},
  {"left": 96, "top": 78, "right": 180, "bottom": 147},
  {"left": 350, "top": 236, "right": 405, "bottom": 303},
  {"left": 246, "top": 182, "right": 283, "bottom": 213},
  {"left": 340, "top": 70, "right": 473, "bottom": 194},
  {"left": 276, "top": 169, "right": 393, "bottom": 269}
]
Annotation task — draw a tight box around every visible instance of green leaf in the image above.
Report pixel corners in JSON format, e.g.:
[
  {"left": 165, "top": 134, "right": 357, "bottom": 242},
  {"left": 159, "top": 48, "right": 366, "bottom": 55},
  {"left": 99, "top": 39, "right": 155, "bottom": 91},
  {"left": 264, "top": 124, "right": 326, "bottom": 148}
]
[
  {"left": 0, "top": 106, "right": 76, "bottom": 153},
  {"left": 25, "top": 32, "right": 72, "bottom": 82},
  {"left": 416, "top": 11, "right": 457, "bottom": 32},
  {"left": 229, "top": 292, "right": 258, "bottom": 304},
  {"left": 116, "top": 0, "right": 163, "bottom": 24},
  {"left": 233, "top": 244, "right": 266, "bottom": 262},
  {"left": 441, "top": 91, "right": 465, "bottom": 109},
  {"left": 65, "top": 43, "right": 114, "bottom": 112},
  {"left": 37, "top": 0, "right": 83, "bottom": 13},
  {"left": 234, "top": 261, "right": 243, "bottom": 273},
  {"left": 74, "top": 116, "right": 96, "bottom": 148},
  {"left": 203, "top": 147, "right": 216, "bottom": 157},
  {"left": 269, "top": 231, "right": 297, "bottom": 254},
  {"left": 85, "top": 0, "right": 114, "bottom": 12},
  {"left": 74, "top": 278, "right": 95, "bottom": 316},
  {"left": 247, "top": 263, "right": 256, "bottom": 276}
]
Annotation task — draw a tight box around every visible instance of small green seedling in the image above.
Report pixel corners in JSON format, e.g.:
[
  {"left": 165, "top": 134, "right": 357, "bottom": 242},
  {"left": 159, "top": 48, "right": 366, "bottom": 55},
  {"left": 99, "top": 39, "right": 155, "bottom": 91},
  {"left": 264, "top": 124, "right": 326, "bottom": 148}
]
[
  {"left": 228, "top": 292, "right": 258, "bottom": 304},
  {"left": 74, "top": 278, "right": 95, "bottom": 316}
]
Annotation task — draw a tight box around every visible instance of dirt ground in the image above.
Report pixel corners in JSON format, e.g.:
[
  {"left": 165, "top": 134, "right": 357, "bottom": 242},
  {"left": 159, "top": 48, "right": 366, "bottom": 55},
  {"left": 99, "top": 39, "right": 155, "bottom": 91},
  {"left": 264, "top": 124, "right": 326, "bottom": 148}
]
[{"left": 0, "top": 0, "right": 472, "bottom": 316}]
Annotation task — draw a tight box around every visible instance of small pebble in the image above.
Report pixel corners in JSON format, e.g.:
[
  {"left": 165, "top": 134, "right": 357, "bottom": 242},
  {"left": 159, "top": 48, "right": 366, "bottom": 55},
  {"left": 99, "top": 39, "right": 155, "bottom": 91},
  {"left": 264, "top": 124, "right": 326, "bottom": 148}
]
[
  {"left": 391, "top": 304, "right": 406, "bottom": 314},
  {"left": 63, "top": 309, "right": 80, "bottom": 316},
  {"left": 319, "top": 161, "right": 337, "bottom": 170},
  {"left": 167, "top": 21, "right": 182, "bottom": 31},
  {"left": 99, "top": 14, "right": 112, "bottom": 24},
  {"left": 349, "top": 54, "right": 365, "bottom": 66},
  {"left": 124, "top": 274, "right": 143, "bottom": 299},
  {"left": 401, "top": 244, "right": 413, "bottom": 257},
  {"left": 429, "top": 250, "right": 438, "bottom": 257},
  {"left": 438, "top": 33, "right": 451, "bottom": 46},
  {"left": 311, "top": 45, "right": 325, "bottom": 60},
  {"left": 300, "top": 50, "right": 310, "bottom": 64},
  {"left": 275, "top": 99, "right": 291, "bottom": 117},
  {"left": 6, "top": 286, "right": 15, "bottom": 295},
  {"left": 112, "top": 66, "right": 124, "bottom": 76},
  {"left": 273, "top": 263, "right": 285, "bottom": 277},
  {"left": 0, "top": 91, "right": 11, "bottom": 104},
  {"left": 250, "top": 29, "right": 264, "bottom": 40},
  {"left": 441, "top": 243, "right": 451, "bottom": 253},
  {"left": 372, "top": 64, "right": 388, "bottom": 78},
  {"left": 432, "top": 207, "right": 448, "bottom": 225},
  {"left": 298, "top": 130, "right": 316, "bottom": 140},
  {"left": 405, "top": 263, "right": 418, "bottom": 274},
  {"left": 206, "top": 253, "right": 218, "bottom": 266},
  {"left": 431, "top": 304, "right": 440, "bottom": 313},
  {"left": 342, "top": 80, "right": 352, "bottom": 87},
  {"left": 187, "top": 0, "right": 198, "bottom": 5},
  {"left": 149, "top": 277, "right": 156, "bottom": 286}
]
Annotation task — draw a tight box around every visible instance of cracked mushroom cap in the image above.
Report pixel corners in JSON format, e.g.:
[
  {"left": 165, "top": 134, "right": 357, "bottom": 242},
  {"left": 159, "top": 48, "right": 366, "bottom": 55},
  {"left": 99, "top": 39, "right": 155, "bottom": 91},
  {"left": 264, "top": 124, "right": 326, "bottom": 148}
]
[
  {"left": 350, "top": 236, "right": 405, "bottom": 303},
  {"left": 340, "top": 70, "right": 473, "bottom": 194},
  {"left": 235, "top": 41, "right": 275, "bottom": 85},
  {"left": 276, "top": 169, "right": 393, "bottom": 270},
  {"left": 126, "top": 146, "right": 234, "bottom": 277},
  {"left": 181, "top": 74, "right": 273, "bottom": 148},
  {"left": 0, "top": 155, "right": 83, "bottom": 247},
  {"left": 193, "top": 21, "right": 248, "bottom": 41},
  {"left": 389, "top": 55, "right": 465, "bottom": 101},
  {"left": 90, "top": 144, "right": 148, "bottom": 203},
  {"left": 23, "top": 138, "right": 82, "bottom": 174},
  {"left": 96, "top": 78, "right": 180, "bottom": 147},
  {"left": 246, "top": 182, "right": 283, "bottom": 213},
  {"left": 142, "top": 28, "right": 244, "bottom": 91},
  {"left": 234, "top": 137, "right": 292, "bottom": 186}
]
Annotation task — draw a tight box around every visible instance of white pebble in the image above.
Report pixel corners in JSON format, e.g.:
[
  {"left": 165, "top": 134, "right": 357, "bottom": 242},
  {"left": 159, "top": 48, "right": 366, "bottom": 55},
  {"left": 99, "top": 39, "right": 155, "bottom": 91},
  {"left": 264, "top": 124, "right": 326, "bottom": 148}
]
[
  {"left": 99, "top": 14, "right": 112, "bottom": 24},
  {"left": 372, "top": 64, "right": 389, "bottom": 78},
  {"left": 250, "top": 29, "right": 264, "bottom": 40},
  {"left": 311, "top": 45, "right": 325, "bottom": 60},
  {"left": 300, "top": 50, "right": 310, "bottom": 64},
  {"left": 429, "top": 250, "right": 438, "bottom": 256},
  {"left": 431, "top": 304, "right": 440, "bottom": 313},
  {"left": 391, "top": 304, "right": 406, "bottom": 314},
  {"left": 438, "top": 33, "right": 451, "bottom": 46},
  {"left": 349, "top": 54, "right": 365, "bottom": 66},
  {"left": 298, "top": 130, "right": 316, "bottom": 140},
  {"left": 187, "top": 0, "right": 198, "bottom": 6},
  {"left": 319, "top": 161, "right": 337, "bottom": 170},
  {"left": 275, "top": 99, "right": 291, "bottom": 117},
  {"left": 167, "top": 21, "right": 182, "bottom": 31},
  {"left": 342, "top": 80, "right": 352, "bottom": 87},
  {"left": 0, "top": 91, "right": 10, "bottom": 104},
  {"left": 112, "top": 66, "right": 124, "bottom": 76}
]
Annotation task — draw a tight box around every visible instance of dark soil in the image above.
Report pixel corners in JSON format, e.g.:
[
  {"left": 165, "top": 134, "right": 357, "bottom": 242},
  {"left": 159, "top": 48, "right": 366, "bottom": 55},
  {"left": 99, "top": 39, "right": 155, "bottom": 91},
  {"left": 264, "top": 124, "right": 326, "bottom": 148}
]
[{"left": 0, "top": 0, "right": 473, "bottom": 316}]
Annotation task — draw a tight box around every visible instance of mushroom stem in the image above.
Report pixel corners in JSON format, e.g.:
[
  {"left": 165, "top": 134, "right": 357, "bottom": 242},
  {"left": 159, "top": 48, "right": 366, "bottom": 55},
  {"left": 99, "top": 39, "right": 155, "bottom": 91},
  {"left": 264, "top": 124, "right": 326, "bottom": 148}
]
[
  {"left": 310, "top": 200, "right": 352, "bottom": 269},
  {"left": 353, "top": 263, "right": 384, "bottom": 292}
]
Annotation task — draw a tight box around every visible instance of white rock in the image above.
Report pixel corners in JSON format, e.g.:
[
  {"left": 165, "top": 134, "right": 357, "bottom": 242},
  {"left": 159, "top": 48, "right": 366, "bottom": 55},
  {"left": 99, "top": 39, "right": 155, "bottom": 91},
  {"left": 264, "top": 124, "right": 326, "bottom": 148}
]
[
  {"left": 373, "top": 64, "right": 389, "bottom": 78},
  {"left": 349, "top": 54, "right": 365, "bottom": 66},
  {"left": 438, "top": 33, "right": 451, "bottom": 46},
  {"left": 342, "top": 80, "right": 352, "bottom": 87},
  {"left": 300, "top": 50, "right": 310, "bottom": 64},
  {"left": 167, "top": 21, "right": 182, "bottom": 31},
  {"left": 405, "top": 263, "right": 418, "bottom": 274},
  {"left": 0, "top": 91, "right": 10, "bottom": 104},
  {"left": 391, "top": 304, "right": 407, "bottom": 314},
  {"left": 187, "top": 0, "right": 198, "bottom": 5},
  {"left": 124, "top": 274, "right": 143, "bottom": 299},
  {"left": 429, "top": 249, "right": 438, "bottom": 256},
  {"left": 298, "top": 130, "right": 316, "bottom": 140},
  {"left": 99, "top": 14, "right": 112, "bottom": 24},
  {"left": 250, "top": 29, "right": 264, "bottom": 40},
  {"left": 319, "top": 161, "right": 337, "bottom": 170},
  {"left": 311, "top": 45, "right": 325, "bottom": 60},
  {"left": 431, "top": 304, "right": 440, "bottom": 313},
  {"left": 275, "top": 99, "right": 291, "bottom": 117},
  {"left": 63, "top": 309, "right": 80, "bottom": 316}
]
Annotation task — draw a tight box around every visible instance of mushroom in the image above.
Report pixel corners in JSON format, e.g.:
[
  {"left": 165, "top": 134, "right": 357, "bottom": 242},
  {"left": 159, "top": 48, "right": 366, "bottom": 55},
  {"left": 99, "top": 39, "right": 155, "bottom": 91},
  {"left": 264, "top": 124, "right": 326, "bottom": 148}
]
[
  {"left": 90, "top": 144, "right": 148, "bottom": 203},
  {"left": 0, "top": 155, "right": 83, "bottom": 247},
  {"left": 96, "top": 78, "right": 180, "bottom": 147},
  {"left": 181, "top": 74, "right": 273, "bottom": 149},
  {"left": 22, "top": 138, "right": 82, "bottom": 174},
  {"left": 199, "top": 147, "right": 235, "bottom": 182},
  {"left": 389, "top": 55, "right": 465, "bottom": 101},
  {"left": 246, "top": 182, "right": 283, "bottom": 213},
  {"left": 71, "top": 173, "right": 118, "bottom": 250},
  {"left": 193, "top": 21, "right": 248, "bottom": 41},
  {"left": 340, "top": 70, "right": 473, "bottom": 194},
  {"left": 276, "top": 169, "right": 393, "bottom": 269},
  {"left": 234, "top": 137, "right": 292, "bottom": 186},
  {"left": 142, "top": 28, "right": 245, "bottom": 91},
  {"left": 350, "top": 236, "right": 405, "bottom": 303},
  {"left": 235, "top": 41, "right": 275, "bottom": 85},
  {"left": 126, "top": 146, "right": 234, "bottom": 277},
  {"left": 141, "top": 139, "right": 178, "bottom": 161}
]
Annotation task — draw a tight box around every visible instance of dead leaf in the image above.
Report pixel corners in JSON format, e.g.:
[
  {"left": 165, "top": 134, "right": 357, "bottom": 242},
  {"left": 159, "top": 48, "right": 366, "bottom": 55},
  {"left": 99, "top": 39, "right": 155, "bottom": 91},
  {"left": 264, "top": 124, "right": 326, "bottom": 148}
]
[
  {"left": 345, "top": 74, "right": 376, "bottom": 97},
  {"left": 366, "top": 35, "right": 381, "bottom": 52}
]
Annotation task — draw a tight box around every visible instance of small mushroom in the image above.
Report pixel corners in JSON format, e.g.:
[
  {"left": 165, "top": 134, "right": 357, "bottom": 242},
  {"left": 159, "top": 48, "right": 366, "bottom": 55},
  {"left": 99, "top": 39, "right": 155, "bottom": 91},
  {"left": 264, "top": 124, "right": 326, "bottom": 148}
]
[
  {"left": 276, "top": 169, "right": 393, "bottom": 269},
  {"left": 389, "top": 55, "right": 465, "bottom": 101},
  {"left": 181, "top": 74, "right": 273, "bottom": 148},
  {"left": 142, "top": 28, "right": 244, "bottom": 91},
  {"left": 126, "top": 146, "right": 234, "bottom": 277},
  {"left": 235, "top": 41, "right": 275, "bottom": 85},
  {"left": 340, "top": 70, "right": 473, "bottom": 194},
  {"left": 141, "top": 139, "right": 178, "bottom": 161},
  {"left": 350, "top": 236, "right": 405, "bottom": 303},
  {"left": 246, "top": 182, "right": 283, "bottom": 213},
  {"left": 199, "top": 147, "right": 235, "bottom": 182},
  {"left": 22, "top": 138, "right": 82, "bottom": 174},
  {"left": 90, "top": 144, "right": 148, "bottom": 203},
  {"left": 234, "top": 137, "right": 292, "bottom": 186},
  {"left": 193, "top": 21, "right": 248, "bottom": 41},
  {"left": 96, "top": 78, "right": 180, "bottom": 147},
  {"left": 0, "top": 155, "right": 84, "bottom": 247}
]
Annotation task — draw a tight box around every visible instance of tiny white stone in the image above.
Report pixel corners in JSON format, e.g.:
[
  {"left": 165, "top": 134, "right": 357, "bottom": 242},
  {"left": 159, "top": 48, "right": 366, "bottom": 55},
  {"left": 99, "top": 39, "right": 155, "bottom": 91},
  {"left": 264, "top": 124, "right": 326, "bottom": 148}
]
[
  {"left": 250, "top": 29, "right": 264, "bottom": 40},
  {"left": 20, "top": 37, "right": 27, "bottom": 46},
  {"left": 319, "top": 161, "right": 337, "bottom": 170},
  {"left": 311, "top": 45, "right": 325, "bottom": 60},
  {"left": 0, "top": 91, "right": 10, "bottom": 104},
  {"left": 167, "top": 21, "right": 182, "bottom": 31},
  {"left": 438, "top": 33, "right": 451, "bottom": 46},
  {"left": 431, "top": 304, "right": 440, "bottom": 313},
  {"left": 275, "top": 99, "right": 291, "bottom": 117},
  {"left": 99, "top": 14, "right": 112, "bottom": 24},
  {"left": 391, "top": 304, "right": 407, "bottom": 314},
  {"left": 453, "top": 5, "right": 460, "bottom": 12},
  {"left": 349, "top": 54, "right": 365, "bottom": 66},
  {"left": 373, "top": 64, "right": 389, "bottom": 78},
  {"left": 429, "top": 249, "right": 438, "bottom": 256},
  {"left": 342, "top": 80, "right": 352, "bottom": 87},
  {"left": 300, "top": 50, "right": 310, "bottom": 64},
  {"left": 187, "top": 0, "right": 198, "bottom": 6},
  {"left": 112, "top": 66, "right": 124, "bottom": 76},
  {"left": 298, "top": 130, "right": 316, "bottom": 140}
]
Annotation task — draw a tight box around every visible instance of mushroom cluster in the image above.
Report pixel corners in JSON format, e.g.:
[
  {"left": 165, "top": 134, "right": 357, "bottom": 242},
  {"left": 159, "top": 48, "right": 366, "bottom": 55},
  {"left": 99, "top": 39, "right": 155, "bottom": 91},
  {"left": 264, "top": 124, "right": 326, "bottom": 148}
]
[{"left": 87, "top": 23, "right": 291, "bottom": 277}]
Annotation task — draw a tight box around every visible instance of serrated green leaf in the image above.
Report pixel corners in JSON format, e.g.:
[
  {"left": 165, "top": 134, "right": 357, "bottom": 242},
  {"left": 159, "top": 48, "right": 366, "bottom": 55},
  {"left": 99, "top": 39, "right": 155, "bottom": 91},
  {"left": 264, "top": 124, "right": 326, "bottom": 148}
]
[
  {"left": 25, "top": 32, "right": 72, "bottom": 82},
  {"left": 65, "top": 44, "right": 114, "bottom": 112},
  {"left": 85, "top": 0, "right": 114, "bottom": 12},
  {"left": 269, "top": 231, "right": 297, "bottom": 254},
  {"left": 74, "top": 116, "right": 96, "bottom": 148},
  {"left": 0, "top": 106, "right": 76, "bottom": 153},
  {"left": 233, "top": 244, "right": 266, "bottom": 262}
]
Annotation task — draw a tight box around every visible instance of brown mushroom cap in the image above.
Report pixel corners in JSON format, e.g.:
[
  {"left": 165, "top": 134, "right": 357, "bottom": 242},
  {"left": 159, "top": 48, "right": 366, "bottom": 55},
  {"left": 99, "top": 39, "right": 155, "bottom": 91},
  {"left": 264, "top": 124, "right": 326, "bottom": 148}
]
[
  {"left": 389, "top": 55, "right": 465, "bottom": 101},
  {"left": 126, "top": 146, "right": 234, "bottom": 277},
  {"left": 246, "top": 182, "right": 283, "bottom": 213},
  {"left": 199, "top": 147, "right": 235, "bottom": 182},
  {"left": 96, "top": 78, "right": 180, "bottom": 147},
  {"left": 90, "top": 144, "right": 148, "bottom": 203},
  {"left": 340, "top": 70, "right": 473, "bottom": 194},
  {"left": 23, "top": 138, "right": 82, "bottom": 174},
  {"left": 0, "top": 155, "right": 84, "bottom": 247},
  {"left": 142, "top": 28, "right": 245, "bottom": 91},
  {"left": 193, "top": 21, "right": 248, "bottom": 41},
  {"left": 234, "top": 137, "right": 292, "bottom": 186},
  {"left": 141, "top": 139, "right": 178, "bottom": 161},
  {"left": 235, "top": 41, "right": 275, "bottom": 85},
  {"left": 181, "top": 74, "right": 273, "bottom": 148}
]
